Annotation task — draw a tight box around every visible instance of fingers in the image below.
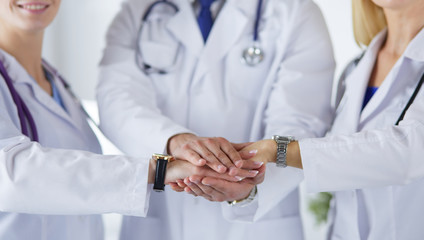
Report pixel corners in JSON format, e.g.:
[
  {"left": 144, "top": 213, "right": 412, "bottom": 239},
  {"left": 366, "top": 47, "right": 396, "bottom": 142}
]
[
  {"left": 184, "top": 177, "right": 212, "bottom": 200},
  {"left": 194, "top": 139, "right": 231, "bottom": 173},
  {"left": 179, "top": 147, "right": 207, "bottom": 167},
  {"left": 172, "top": 136, "right": 245, "bottom": 174},
  {"left": 201, "top": 177, "right": 254, "bottom": 201},
  {"left": 200, "top": 166, "right": 244, "bottom": 182},
  {"left": 234, "top": 159, "right": 263, "bottom": 169},
  {"left": 240, "top": 164, "right": 266, "bottom": 185},
  {"left": 228, "top": 167, "right": 259, "bottom": 178},
  {"left": 232, "top": 142, "right": 253, "bottom": 151},
  {"left": 239, "top": 149, "right": 257, "bottom": 160},
  {"left": 186, "top": 176, "right": 227, "bottom": 202},
  {"left": 169, "top": 182, "right": 184, "bottom": 192},
  {"left": 176, "top": 179, "right": 187, "bottom": 188},
  {"left": 217, "top": 137, "right": 243, "bottom": 166}
]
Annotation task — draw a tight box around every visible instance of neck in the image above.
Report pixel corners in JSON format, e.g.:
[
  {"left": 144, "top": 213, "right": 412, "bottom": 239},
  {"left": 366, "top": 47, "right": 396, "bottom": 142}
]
[
  {"left": 383, "top": 4, "right": 424, "bottom": 57},
  {"left": 0, "top": 25, "right": 44, "bottom": 81}
]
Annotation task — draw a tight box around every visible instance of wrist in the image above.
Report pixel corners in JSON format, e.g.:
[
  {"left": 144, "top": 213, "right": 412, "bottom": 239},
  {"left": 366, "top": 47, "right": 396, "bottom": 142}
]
[
  {"left": 228, "top": 185, "right": 257, "bottom": 207},
  {"left": 287, "top": 141, "right": 302, "bottom": 169},
  {"left": 265, "top": 139, "right": 277, "bottom": 164},
  {"left": 148, "top": 158, "right": 156, "bottom": 184},
  {"left": 272, "top": 135, "right": 295, "bottom": 167}
]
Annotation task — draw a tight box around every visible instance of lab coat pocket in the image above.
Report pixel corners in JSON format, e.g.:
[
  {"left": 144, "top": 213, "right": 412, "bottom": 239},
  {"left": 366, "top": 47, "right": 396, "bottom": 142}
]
[{"left": 139, "top": 41, "right": 180, "bottom": 71}]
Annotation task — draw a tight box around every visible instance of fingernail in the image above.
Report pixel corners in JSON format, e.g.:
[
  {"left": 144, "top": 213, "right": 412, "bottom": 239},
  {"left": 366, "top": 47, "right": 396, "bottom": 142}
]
[
  {"left": 235, "top": 176, "right": 244, "bottom": 181},
  {"left": 254, "top": 161, "right": 264, "bottom": 166},
  {"left": 249, "top": 170, "right": 259, "bottom": 176},
  {"left": 235, "top": 160, "right": 243, "bottom": 168},
  {"left": 217, "top": 165, "right": 226, "bottom": 172},
  {"left": 249, "top": 150, "right": 258, "bottom": 154},
  {"left": 187, "top": 181, "right": 193, "bottom": 186},
  {"left": 198, "top": 159, "right": 206, "bottom": 165}
]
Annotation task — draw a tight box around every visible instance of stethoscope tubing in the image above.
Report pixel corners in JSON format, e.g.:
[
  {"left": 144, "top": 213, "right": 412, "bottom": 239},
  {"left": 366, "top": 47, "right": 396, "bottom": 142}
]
[
  {"left": 0, "top": 58, "right": 99, "bottom": 142},
  {"left": 0, "top": 59, "right": 38, "bottom": 141},
  {"left": 142, "top": 0, "right": 178, "bottom": 22},
  {"left": 136, "top": 0, "right": 265, "bottom": 72},
  {"left": 395, "top": 72, "right": 424, "bottom": 125},
  {"left": 253, "top": 0, "right": 263, "bottom": 42}
]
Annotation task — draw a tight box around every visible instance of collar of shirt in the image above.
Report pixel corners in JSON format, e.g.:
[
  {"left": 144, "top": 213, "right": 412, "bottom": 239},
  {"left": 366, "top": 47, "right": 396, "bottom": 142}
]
[
  {"left": 404, "top": 27, "right": 424, "bottom": 62},
  {"left": 368, "top": 27, "right": 424, "bottom": 63},
  {"left": 192, "top": 0, "right": 226, "bottom": 20}
]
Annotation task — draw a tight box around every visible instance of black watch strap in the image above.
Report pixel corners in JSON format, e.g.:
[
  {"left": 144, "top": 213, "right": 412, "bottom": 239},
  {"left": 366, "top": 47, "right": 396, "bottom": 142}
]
[{"left": 152, "top": 154, "right": 174, "bottom": 192}]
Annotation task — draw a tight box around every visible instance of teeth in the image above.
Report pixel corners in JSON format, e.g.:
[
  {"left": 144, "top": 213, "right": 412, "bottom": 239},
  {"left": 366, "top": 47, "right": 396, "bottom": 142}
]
[{"left": 22, "top": 5, "right": 46, "bottom": 10}]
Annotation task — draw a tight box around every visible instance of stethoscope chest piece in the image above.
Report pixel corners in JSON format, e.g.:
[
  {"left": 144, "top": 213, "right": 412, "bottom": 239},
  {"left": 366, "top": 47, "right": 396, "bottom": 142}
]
[{"left": 242, "top": 45, "right": 264, "bottom": 66}]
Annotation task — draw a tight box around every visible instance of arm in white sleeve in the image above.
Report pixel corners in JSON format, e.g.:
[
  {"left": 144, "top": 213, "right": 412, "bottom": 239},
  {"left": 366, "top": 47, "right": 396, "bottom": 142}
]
[
  {"left": 301, "top": 92, "right": 424, "bottom": 192},
  {"left": 0, "top": 137, "right": 151, "bottom": 216},
  {"left": 96, "top": 1, "right": 193, "bottom": 157},
  {"left": 224, "top": 0, "right": 335, "bottom": 221},
  {"left": 0, "top": 79, "right": 150, "bottom": 216}
]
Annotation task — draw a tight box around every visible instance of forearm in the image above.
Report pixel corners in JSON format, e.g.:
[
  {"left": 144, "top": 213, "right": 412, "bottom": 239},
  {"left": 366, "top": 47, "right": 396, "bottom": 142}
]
[
  {"left": 242, "top": 139, "right": 302, "bottom": 169},
  {"left": 0, "top": 138, "right": 151, "bottom": 216},
  {"left": 300, "top": 121, "right": 424, "bottom": 192}
]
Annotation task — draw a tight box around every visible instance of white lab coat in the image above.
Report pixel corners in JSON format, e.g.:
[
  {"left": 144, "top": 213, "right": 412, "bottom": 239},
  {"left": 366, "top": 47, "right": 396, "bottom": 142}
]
[
  {"left": 97, "top": 0, "right": 335, "bottom": 239},
  {"left": 0, "top": 49, "right": 151, "bottom": 240},
  {"left": 300, "top": 29, "right": 424, "bottom": 239}
]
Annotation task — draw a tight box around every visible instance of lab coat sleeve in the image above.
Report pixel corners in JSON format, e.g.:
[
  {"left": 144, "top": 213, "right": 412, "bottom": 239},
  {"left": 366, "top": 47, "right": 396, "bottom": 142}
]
[
  {"left": 300, "top": 92, "right": 424, "bottom": 192},
  {"left": 0, "top": 86, "right": 151, "bottom": 216},
  {"left": 96, "top": 0, "right": 193, "bottom": 157},
  {"left": 223, "top": 0, "right": 335, "bottom": 221}
]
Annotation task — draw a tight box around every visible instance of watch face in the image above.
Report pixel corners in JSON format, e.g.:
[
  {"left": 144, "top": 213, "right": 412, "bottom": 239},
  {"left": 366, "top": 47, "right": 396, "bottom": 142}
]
[
  {"left": 272, "top": 135, "right": 294, "bottom": 142},
  {"left": 152, "top": 153, "right": 174, "bottom": 162}
]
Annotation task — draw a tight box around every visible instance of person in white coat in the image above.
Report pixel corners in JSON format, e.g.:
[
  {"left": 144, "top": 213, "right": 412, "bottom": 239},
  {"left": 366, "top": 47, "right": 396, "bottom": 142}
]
[
  {"left": 214, "top": 0, "right": 424, "bottom": 239},
  {"left": 0, "top": 1, "right": 235, "bottom": 239},
  {"left": 97, "top": 0, "right": 335, "bottom": 239}
]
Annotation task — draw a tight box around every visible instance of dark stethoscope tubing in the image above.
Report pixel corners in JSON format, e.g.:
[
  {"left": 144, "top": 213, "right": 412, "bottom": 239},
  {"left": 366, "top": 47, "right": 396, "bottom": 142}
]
[
  {"left": 135, "top": 0, "right": 179, "bottom": 74},
  {"left": 0, "top": 59, "right": 97, "bottom": 142},
  {"left": 135, "top": 0, "right": 264, "bottom": 73},
  {"left": 0, "top": 59, "right": 38, "bottom": 141}
]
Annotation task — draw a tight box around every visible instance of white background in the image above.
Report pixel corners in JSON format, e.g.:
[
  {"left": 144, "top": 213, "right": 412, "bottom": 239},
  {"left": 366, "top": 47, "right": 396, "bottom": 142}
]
[{"left": 42, "top": 0, "right": 361, "bottom": 239}]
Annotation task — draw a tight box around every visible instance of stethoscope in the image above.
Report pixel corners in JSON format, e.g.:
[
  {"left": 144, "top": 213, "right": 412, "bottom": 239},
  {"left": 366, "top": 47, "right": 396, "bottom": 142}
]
[
  {"left": 135, "top": 0, "right": 265, "bottom": 74},
  {"left": 0, "top": 59, "right": 96, "bottom": 142}
]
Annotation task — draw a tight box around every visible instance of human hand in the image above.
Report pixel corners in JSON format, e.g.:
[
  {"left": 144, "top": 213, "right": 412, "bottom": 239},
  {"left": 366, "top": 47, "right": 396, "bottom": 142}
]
[
  {"left": 167, "top": 134, "right": 255, "bottom": 178},
  {"left": 170, "top": 163, "right": 266, "bottom": 202},
  {"left": 238, "top": 139, "right": 302, "bottom": 169},
  {"left": 165, "top": 159, "right": 243, "bottom": 185},
  {"left": 238, "top": 139, "right": 277, "bottom": 164}
]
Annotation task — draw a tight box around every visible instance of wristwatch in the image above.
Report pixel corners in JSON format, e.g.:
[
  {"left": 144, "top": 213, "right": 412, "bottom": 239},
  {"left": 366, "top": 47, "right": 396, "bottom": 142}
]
[
  {"left": 272, "top": 135, "right": 295, "bottom": 168},
  {"left": 228, "top": 186, "right": 257, "bottom": 207},
  {"left": 152, "top": 153, "right": 175, "bottom": 192}
]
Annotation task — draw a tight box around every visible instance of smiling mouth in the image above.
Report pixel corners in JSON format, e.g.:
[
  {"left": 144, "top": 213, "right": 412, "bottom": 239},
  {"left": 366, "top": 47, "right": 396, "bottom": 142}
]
[{"left": 17, "top": 2, "right": 50, "bottom": 11}]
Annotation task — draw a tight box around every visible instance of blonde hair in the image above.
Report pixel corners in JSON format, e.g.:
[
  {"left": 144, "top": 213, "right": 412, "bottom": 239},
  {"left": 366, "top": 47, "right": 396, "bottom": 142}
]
[{"left": 352, "top": 0, "right": 387, "bottom": 47}]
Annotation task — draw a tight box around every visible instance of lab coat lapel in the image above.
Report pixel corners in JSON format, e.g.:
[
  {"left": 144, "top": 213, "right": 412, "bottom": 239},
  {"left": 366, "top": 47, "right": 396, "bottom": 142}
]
[
  {"left": 193, "top": 0, "right": 254, "bottom": 79},
  {"left": 359, "top": 65, "right": 400, "bottom": 124},
  {"left": 52, "top": 76, "right": 89, "bottom": 134},
  {"left": 166, "top": 0, "right": 203, "bottom": 57},
  {"left": 27, "top": 78, "right": 83, "bottom": 133},
  {"left": 14, "top": 71, "right": 83, "bottom": 133},
  {"left": 1, "top": 50, "right": 83, "bottom": 133},
  {"left": 339, "top": 59, "right": 372, "bottom": 134}
]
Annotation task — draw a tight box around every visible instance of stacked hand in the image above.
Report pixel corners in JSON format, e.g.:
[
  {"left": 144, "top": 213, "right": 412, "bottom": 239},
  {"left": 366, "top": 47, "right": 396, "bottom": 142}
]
[{"left": 164, "top": 134, "right": 267, "bottom": 202}]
